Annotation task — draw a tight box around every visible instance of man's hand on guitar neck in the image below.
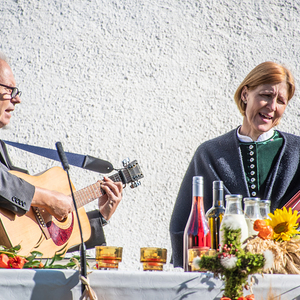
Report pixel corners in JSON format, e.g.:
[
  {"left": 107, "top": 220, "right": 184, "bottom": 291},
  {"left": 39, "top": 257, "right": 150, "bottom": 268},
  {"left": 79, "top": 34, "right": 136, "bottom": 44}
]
[
  {"left": 98, "top": 177, "right": 123, "bottom": 221},
  {"left": 31, "top": 187, "right": 73, "bottom": 221}
]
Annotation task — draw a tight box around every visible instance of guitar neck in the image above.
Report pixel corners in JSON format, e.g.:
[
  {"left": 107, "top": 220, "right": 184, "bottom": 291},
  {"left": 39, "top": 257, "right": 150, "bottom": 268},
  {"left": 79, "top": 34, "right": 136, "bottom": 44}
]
[{"left": 73, "top": 172, "right": 123, "bottom": 208}]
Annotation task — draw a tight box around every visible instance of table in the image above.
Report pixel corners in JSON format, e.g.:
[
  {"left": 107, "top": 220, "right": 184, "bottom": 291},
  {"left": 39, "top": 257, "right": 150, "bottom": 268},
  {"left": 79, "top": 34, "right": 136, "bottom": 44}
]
[{"left": 1, "top": 269, "right": 300, "bottom": 300}]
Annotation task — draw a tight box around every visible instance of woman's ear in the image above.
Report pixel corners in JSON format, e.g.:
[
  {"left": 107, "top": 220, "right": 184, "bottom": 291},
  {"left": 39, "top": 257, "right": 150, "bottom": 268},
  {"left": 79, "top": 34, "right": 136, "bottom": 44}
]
[{"left": 241, "top": 86, "right": 248, "bottom": 103}]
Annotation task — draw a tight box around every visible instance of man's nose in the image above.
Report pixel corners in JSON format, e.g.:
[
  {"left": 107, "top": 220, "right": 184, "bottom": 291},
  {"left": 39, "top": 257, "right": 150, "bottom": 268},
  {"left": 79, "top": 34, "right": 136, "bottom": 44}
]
[{"left": 11, "top": 95, "right": 21, "bottom": 104}]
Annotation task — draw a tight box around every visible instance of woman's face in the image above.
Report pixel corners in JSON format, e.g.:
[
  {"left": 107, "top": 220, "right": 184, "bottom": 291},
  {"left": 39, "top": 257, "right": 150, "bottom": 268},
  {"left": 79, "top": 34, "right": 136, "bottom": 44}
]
[{"left": 240, "top": 82, "right": 288, "bottom": 141}]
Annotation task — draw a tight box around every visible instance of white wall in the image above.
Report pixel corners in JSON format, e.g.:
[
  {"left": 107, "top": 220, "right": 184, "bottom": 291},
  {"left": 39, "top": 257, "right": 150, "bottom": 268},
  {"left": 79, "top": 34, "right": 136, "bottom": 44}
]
[{"left": 0, "top": 0, "right": 300, "bottom": 271}]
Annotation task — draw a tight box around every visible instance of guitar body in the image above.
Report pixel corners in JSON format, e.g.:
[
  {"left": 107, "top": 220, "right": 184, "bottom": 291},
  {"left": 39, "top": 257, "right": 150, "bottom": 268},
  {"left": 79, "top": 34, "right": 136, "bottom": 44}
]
[{"left": 0, "top": 167, "right": 91, "bottom": 257}]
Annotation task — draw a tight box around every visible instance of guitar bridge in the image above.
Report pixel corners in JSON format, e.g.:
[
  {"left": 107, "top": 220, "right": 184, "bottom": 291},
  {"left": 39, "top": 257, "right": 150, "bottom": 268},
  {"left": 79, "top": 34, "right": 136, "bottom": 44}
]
[{"left": 33, "top": 207, "right": 51, "bottom": 239}]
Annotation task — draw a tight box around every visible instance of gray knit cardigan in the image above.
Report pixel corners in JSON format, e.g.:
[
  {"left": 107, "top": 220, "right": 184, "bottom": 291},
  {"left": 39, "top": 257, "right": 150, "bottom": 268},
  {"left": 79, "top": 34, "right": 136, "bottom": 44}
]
[{"left": 169, "top": 127, "right": 300, "bottom": 268}]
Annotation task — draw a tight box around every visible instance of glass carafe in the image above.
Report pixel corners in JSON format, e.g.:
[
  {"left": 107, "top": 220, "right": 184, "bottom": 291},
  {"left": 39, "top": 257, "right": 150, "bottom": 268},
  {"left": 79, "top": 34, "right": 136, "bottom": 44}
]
[
  {"left": 259, "top": 200, "right": 271, "bottom": 219},
  {"left": 243, "top": 197, "right": 262, "bottom": 237},
  {"left": 219, "top": 194, "right": 248, "bottom": 246}
]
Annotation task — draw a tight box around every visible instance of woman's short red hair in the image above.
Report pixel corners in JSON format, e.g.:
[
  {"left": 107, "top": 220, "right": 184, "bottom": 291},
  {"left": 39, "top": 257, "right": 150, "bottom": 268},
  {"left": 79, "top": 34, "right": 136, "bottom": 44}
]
[{"left": 234, "top": 62, "right": 295, "bottom": 116}]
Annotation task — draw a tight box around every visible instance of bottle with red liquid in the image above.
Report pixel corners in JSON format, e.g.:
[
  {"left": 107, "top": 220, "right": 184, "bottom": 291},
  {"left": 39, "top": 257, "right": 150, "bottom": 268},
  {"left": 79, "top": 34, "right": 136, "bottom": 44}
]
[{"left": 183, "top": 176, "right": 211, "bottom": 271}]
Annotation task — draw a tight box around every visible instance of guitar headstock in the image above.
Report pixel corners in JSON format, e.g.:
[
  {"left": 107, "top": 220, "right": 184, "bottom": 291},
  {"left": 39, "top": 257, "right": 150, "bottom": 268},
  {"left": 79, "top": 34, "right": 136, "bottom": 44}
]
[{"left": 119, "top": 159, "right": 144, "bottom": 188}]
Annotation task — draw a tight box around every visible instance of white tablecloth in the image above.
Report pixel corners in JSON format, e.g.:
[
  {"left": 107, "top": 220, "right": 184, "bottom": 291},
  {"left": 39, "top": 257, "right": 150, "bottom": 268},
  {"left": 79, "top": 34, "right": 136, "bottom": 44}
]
[{"left": 1, "top": 269, "right": 300, "bottom": 300}]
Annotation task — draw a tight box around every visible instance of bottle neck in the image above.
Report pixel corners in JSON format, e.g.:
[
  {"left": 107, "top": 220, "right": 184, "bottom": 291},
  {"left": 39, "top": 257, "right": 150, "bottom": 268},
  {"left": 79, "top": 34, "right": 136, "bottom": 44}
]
[
  {"left": 193, "top": 179, "right": 204, "bottom": 207},
  {"left": 193, "top": 182, "right": 203, "bottom": 197},
  {"left": 225, "top": 200, "right": 243, "bottom": 215},
  {"left": 212, "top": 188, "right": 224, "bottom": 207},
  {"left": 192, "top": 195, "right": 204, "bottom": 208}
]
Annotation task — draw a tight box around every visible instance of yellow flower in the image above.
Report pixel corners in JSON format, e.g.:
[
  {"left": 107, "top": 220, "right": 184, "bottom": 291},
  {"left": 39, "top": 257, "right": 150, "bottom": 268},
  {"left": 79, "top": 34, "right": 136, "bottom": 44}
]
[{"left": 267, "top": 207, "right": 300, "bottom": 241}]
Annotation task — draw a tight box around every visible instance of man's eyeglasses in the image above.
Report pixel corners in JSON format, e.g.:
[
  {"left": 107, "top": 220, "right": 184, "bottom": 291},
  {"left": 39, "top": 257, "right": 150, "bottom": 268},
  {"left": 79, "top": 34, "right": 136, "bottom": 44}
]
[{"left": 0, "top": 83, "right": 22, "bottom": 98}]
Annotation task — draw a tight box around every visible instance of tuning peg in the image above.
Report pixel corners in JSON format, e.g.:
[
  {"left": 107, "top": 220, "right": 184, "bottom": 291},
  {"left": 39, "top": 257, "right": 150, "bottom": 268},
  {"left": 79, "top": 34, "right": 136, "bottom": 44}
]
[
  {"left": 122, "top": 158, "right": 130, "bottom": 167},
  {"left": 130, "top": 181, "right": 141, "bottom": 188}
]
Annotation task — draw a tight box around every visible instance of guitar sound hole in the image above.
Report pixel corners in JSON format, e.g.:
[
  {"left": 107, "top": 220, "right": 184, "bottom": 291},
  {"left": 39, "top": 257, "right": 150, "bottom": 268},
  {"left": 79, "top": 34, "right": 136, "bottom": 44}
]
[{"left": 57, "top": 216, "right": 68, "bottom": 223}]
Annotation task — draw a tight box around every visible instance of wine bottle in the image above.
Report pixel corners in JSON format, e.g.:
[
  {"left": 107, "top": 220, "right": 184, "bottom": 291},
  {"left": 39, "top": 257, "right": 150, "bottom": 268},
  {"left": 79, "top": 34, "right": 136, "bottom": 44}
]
[
  {"left": 183, "top": 176, "right": 211, "bottom": 272},
  {"left": 206, "top": 181, "right": 225, "bottom": 250}
]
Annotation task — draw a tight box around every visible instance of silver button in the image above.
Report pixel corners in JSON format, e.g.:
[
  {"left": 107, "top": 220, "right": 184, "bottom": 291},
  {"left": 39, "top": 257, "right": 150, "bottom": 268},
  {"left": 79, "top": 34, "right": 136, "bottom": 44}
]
[
  {"left": 250, "top": 171, "right": 255, "bottom": 175},
  {"left": 251, "top": 178, "right": 256, "bottom": 182},
  {"left": 251, "top": 184, "right": 256, "bottom": 189},
  {"left": 252, "top": 191, "right": 257, "bottom": 196},
  {"left": 250, "top": 151, "right": 254, "bottom": 156},
  {"left": 250, "top": 164, "right": 255, "bottom": 169},
  {"left": 250, "top": 158, "right": 254, "bottom": 162},
  {"left": 249, "top": 145, "right": 254, "bottom": 150}
]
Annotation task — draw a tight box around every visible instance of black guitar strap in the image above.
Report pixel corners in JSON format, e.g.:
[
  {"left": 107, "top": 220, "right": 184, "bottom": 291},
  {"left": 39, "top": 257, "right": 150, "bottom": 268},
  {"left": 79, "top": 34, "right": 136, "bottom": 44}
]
[{"left": 2, "top": 140, "right": 114, "bottom": 174}]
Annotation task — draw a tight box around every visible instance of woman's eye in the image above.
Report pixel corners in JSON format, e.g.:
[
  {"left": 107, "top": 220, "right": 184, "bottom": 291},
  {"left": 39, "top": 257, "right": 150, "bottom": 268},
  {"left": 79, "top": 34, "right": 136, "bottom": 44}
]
[{"left": 261, "top": 94, "right": 271, "bottom": 98}]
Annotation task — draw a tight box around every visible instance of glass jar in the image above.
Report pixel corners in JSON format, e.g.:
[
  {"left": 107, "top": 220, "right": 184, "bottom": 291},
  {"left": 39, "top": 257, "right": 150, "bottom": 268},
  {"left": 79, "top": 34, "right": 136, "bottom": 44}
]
[
  {"left": 259, "top": 200, "right": 271, "bottom": 219},
  {"left": 243, "top": 197, "right": 262, "bottom": 237},
  {"left": 219, "top": 194, "right": 249, "bottom": 246}
]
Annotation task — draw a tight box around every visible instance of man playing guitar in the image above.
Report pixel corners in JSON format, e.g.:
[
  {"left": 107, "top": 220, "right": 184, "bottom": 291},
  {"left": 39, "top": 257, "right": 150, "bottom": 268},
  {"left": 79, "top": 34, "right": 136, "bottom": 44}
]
[{"left": 0, "top": 52, "right": 123, "bottom": 254}]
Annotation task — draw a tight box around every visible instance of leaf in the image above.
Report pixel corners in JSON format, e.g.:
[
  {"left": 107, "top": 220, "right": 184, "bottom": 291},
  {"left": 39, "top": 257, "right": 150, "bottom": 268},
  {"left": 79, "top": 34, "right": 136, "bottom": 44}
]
[{"left": 30, "top": 251, "right": 43, "bottom": 257}]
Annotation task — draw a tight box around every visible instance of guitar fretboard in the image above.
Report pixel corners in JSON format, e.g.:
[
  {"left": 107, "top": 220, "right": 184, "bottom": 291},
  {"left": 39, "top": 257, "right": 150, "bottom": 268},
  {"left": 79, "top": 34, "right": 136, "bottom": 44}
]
[{"left": 73, "top": 171, "right": 124, "bottom": 208}]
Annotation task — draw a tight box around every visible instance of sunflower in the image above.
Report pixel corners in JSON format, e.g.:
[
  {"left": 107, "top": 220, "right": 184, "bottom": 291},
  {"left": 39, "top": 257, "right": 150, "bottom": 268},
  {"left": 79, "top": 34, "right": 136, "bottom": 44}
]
[{"left": 267, "top": 207, "right": 300, "bottom": 241}]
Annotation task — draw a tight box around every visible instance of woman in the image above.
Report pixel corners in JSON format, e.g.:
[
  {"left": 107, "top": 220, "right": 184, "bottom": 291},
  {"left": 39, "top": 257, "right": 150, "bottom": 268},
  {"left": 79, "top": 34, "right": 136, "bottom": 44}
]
[{"left": 170, "top": 61, "right": 298, "bottom": 268}]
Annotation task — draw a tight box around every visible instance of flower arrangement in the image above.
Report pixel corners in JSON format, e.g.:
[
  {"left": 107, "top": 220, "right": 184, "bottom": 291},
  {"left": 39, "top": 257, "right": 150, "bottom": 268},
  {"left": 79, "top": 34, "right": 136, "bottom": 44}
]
[
  {"left": 195, "top": 217, "right": 273, "bottom": 300},
  {"left": 196, "top": 207, "right": 300, "bottom": 299},
  {"left": 245, "top": 207, "right": 300, "bottom": 274},
  {"left": 0, "top": 244, "right": 83, "bottom": 269},
  {"left": 254, "top": 207, "right": 299, "bottom": 241}
]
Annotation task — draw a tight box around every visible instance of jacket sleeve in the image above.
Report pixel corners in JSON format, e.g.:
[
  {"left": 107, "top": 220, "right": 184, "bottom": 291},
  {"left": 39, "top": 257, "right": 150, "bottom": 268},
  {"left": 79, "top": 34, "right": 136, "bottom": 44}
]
[
  {"left": 0, "top": 164, "right": 35, "bottom": 216},
  {"left": 68, "top": 210, "right": 106, "bottom": 252}
]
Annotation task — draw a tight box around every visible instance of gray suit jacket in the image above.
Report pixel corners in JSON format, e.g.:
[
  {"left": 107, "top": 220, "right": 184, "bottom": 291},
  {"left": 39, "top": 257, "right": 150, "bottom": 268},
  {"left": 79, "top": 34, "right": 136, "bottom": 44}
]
[
  {"left": 170, "top": 128, "right": 300, "bottom": 268},
  {"left": 0, "top": 140, "right": 35, "bottom": 215}
]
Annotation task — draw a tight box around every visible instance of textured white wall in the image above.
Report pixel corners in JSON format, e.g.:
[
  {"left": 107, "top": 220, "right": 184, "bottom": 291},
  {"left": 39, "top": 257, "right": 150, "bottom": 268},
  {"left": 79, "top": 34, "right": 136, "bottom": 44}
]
[{"left": 0, "top": 0, "right": 300, "bottom": 271}]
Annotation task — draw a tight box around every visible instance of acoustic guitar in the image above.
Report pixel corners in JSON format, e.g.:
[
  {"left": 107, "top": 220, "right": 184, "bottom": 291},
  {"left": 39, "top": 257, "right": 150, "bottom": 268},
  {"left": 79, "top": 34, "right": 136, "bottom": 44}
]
[{"left": 0, "top": 160, "right": 143, "bottom": 257}]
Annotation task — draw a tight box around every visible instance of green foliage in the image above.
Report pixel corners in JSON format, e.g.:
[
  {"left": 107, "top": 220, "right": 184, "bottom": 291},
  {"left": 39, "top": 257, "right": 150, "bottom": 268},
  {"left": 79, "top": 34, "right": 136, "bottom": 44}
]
[
  {"left": 222, "top": 227, "right": 242, "bottom": 248},
  {"left": 198, "top": 227, "right": 266, "bottom": 300},
  {"left": 0, "top": 244, "right": 22, "bottom": 257},
  {"left": 0, "top": 244, "right": 88, "bottom": 270}
]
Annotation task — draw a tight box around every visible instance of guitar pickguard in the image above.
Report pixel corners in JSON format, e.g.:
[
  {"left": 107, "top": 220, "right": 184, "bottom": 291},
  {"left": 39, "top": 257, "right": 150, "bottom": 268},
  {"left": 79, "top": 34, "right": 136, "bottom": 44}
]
[{"left": 46, "top": 213, "right": 74, "bottom": 246}]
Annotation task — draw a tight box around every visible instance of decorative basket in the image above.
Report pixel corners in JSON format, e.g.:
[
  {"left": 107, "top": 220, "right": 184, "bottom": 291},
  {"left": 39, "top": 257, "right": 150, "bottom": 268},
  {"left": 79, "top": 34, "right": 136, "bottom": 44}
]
[{"left": 245, "top": 236, "right": 300, "bottom": 274}]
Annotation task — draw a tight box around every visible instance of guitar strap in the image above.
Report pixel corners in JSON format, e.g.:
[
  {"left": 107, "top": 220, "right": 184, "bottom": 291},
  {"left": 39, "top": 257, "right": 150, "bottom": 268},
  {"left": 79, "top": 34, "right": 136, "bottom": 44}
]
[{"left": 2, "top": 140, "right": 114, "bottom": 174}]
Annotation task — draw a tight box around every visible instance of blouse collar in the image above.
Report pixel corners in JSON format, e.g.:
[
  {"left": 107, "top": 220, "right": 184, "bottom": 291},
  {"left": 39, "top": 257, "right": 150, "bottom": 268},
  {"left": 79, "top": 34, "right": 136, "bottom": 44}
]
[{"left": 237, "top": 126, "right": 274, "bottom": 143}]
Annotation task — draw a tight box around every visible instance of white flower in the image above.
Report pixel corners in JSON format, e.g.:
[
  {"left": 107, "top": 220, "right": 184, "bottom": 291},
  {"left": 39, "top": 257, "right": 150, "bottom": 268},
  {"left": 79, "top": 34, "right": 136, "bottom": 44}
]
[
  {"left": 221, "top": 215, "right": 243, "bottom": 231},
  {"left": 263, "top": 250, "right": 274, "bottom": 271},
  {"left": 192, "top": 256, "right": 201, "bottom": 270},
  {"left": 220, "top": 255, "right": 238, "bottom": 269}
]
